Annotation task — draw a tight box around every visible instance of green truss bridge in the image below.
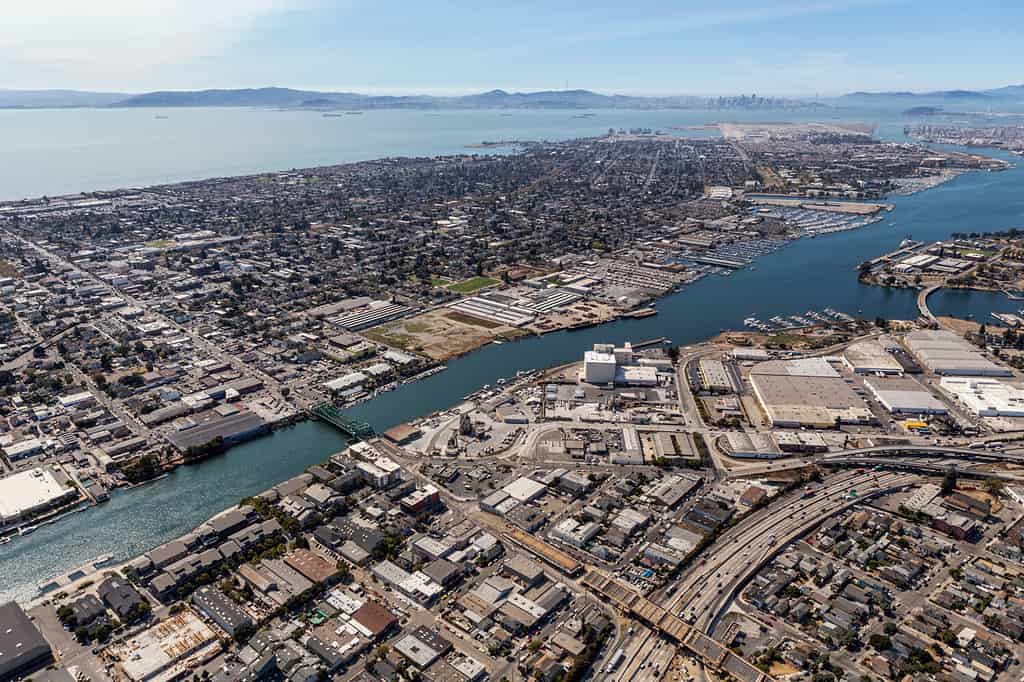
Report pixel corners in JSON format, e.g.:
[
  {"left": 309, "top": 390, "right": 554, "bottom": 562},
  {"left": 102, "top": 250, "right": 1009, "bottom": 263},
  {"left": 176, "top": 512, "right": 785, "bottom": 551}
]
[{"left": 309, "top": 402, "right": 374, "bottom": 439}]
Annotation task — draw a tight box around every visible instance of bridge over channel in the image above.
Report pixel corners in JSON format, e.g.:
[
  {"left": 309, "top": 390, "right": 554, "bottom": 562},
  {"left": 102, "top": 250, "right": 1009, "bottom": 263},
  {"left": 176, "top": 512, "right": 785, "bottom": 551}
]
[
  {"left": 309, "top": 402, "right": 374, "bottom": 439},
  {"left": 917, "top": 284, "right": 942, "bottom": 324}
]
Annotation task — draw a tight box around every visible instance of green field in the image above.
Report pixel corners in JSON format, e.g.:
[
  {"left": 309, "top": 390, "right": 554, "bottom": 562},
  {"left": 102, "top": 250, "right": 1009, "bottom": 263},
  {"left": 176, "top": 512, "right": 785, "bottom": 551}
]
[
  {"left": 145, "top": 239, "right": 176, "bottom": 249},
  {"left": 447, "top": 276, "right": 499, "bottom": 294},
  {"left": 430, "top": 277, "right": 452, "bottom": 287}
]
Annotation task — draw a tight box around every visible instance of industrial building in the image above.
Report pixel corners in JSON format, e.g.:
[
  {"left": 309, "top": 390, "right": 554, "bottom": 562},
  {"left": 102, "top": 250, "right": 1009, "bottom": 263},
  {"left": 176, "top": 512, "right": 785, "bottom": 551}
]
[
  {"left": 939, "top": 377, "right": 1024, "bottom": 417},
  {"left": 722, "top": 431, "right": 782, "bottom": 459},
  {"left": 323, "top": 372, "right": 368, "bottom": 394},
  {"left": 696, "top": 358, "right": 736, "bottom": 393},
  {"left": 582, "top": 342, "right": 657, "bottom": 386},
  {"left": 842, "top": 339, "right": 903, "bottom": 375},
  {"left": 583, "top": 346, "right": 617, "bottom": 384},
  {"left": 863, "top": 376, "right": 948, "bottom": 414},
  {"left": 328, "top": 300, "right": 413, "bottom": 332},
  {"left": 393, "top": 626, "right": 452, "bottom": 669},
  {"left": 749, "top": 358, "right": 873, "bottom": 428},
  {"left": 903, "top": 330, "right": 1013, "bottom": 377},
  {"left": 0, "top": 601, "right": 53, "bottom": 681},
  {"left": 0, "top": 467, "right": 77, "bottom": 528},
  {"left": 191, "top": 586, "right": 253, "bottom": 637},
  {"left": 1, "top": 437, "right": 44, "bottom": 462},
  {"left": 165, "top": 410, "right": 268, "bottom": 453},
  {"left": 501, "top": 476, "right": 547, "bottom": 503},
  {"left": 447, "top": 294, "right": 536, "bottom": 328}
]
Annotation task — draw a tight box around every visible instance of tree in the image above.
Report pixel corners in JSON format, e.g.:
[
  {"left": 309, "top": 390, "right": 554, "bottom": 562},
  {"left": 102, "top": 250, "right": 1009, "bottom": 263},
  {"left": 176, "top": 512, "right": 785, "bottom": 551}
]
[
  {"left": 983, "top": 478, "right": 1005, "bottom": 494},
  {"left": 868, "top": 634, "right": 892, "bottom": 650},
  {"left": 334, "top": 562, "right": 352, "bottom": 584},
  {"left": 666, "top": 345, "right": 680, "bottom": 363},
  {"left": 941, "top": 467, "right": 958, "bottom": 495},
  {"left": 56, "top": 605, "right": 76, "bottom": 627}
]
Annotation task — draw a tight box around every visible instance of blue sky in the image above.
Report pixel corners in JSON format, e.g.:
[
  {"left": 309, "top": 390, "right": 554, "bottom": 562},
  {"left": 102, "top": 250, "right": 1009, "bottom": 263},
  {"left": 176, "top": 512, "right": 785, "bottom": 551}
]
[{"left": 3, "top": 0, "right": 1022, "bottom": 95}]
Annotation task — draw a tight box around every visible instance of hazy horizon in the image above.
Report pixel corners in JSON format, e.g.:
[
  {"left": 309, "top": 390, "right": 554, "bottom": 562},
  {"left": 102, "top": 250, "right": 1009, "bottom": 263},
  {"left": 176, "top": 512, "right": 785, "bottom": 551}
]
[
  {"left": 1, "top": 83, "right": 1021, "bottom": 100},
  {"left": 4, "top": 1, "right": 1023, "bottom": 97}
]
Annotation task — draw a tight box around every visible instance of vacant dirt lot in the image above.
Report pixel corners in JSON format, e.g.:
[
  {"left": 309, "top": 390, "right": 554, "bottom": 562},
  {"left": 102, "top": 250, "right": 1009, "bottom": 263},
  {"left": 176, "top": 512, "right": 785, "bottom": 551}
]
[{"left": 364, "top": 308, "right": 525, "bottom": 361}]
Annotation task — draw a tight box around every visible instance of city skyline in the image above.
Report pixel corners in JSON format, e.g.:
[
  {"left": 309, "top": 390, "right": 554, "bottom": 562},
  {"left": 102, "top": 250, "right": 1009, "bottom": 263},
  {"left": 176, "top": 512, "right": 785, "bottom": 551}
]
[{"left": 3, "top": 0, "right": 1023, "bottom": 95}]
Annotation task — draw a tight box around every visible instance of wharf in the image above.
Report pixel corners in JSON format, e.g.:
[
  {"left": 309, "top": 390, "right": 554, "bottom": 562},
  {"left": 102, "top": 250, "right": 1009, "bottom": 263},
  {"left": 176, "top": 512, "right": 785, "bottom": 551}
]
[{"left": 865, "top": 239, "right": 923, "bottom": 267}]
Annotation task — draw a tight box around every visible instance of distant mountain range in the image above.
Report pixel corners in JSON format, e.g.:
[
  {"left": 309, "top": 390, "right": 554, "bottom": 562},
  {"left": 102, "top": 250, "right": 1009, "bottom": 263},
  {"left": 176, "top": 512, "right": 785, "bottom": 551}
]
[
  {"left": 838, "top": 85, "right": 1024, "bottom": 109},
  {"left": 0, "top": 87, "right": 804, "bottom": 111},
  {"left": 0, "top": 89, "right": 129, "bottom": 108},
  {"left": 2, "top": 85, "right": 1023, "bottom": 111}
]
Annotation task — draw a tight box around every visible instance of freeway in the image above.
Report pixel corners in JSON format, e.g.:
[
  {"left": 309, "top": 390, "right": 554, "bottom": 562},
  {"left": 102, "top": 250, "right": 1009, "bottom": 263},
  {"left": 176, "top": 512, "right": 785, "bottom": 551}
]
[
  {"left": 618, "top": 470, "right": 921, "bottom": 678},
  {"left": 723, "top": 442, "right": 1024, "bottom": 480},
  {"left": 821, "top": 456, "right": 1024, "bottom": 481},
  {"left": 822, "top": 443, "right": 1024, "bottom": 463},
  {"left": 672, "top": 470, "right": 920, "bottom": 633}
]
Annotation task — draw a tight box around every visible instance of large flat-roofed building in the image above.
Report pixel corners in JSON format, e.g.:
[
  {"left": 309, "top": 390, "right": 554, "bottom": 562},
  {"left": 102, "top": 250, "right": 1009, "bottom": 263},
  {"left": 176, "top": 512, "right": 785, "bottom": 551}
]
[
  {"left": 696, "top": 358, "right": 735, "bottom": 393},
  {"left": 615, "top": 365, "right": 658, "bottom": 386},
  {"left": 939, "top": 377, "right": 1024, "bottom": 417},
  {"left": 749, "top": 359, "right": 873, "bottom": 428},
  {"left": 165, "top": 411, "right": 267, "bottom": 452},
  {"left": 0, "top": 601, "right": 53, "bottom": 681},
  {"left": 329, "top": 300, "right": 413, "bottom": 331},
  {"left": 447, "top": 295, "right": 536, "bottom": 328},
  {"left": 842, "top": 340, "right": 903, "bottom": 375},
  {"left": 1, "top": 438, "right": 44, "bottom": 462},
  {"left": 502, "top": 476, "right": 547, "bottom": 503},
  {"left": 191, "top": 587, "right": 252, "bottom": 637},
  {"left": 583, "top": 342, "right": 656, "bottom": 386},
  {"left": 0, "top": 467, "right": 77, "bottom": 528},
  {"left": 722, "top": 431, "right": 781, "bottom": 459},
  {"left": 864, "top": 376, "right": 948, "bottom": 414},
  {"left": 904, "top": 330, "right": 1013, "bottom": 377}
]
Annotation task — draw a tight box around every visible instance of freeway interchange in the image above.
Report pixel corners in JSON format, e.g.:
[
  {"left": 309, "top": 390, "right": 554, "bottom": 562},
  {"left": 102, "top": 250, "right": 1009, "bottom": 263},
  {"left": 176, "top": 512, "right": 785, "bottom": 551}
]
[{"left": 586, "top": 469, "right": 922, "bottom": 681}]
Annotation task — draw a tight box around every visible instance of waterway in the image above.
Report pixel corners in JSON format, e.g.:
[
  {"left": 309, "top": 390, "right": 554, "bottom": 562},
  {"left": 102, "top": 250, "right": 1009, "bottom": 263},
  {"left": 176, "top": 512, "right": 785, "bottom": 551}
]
[{"left": 1, "top": 113, "right": 1023, "bottom": 603}]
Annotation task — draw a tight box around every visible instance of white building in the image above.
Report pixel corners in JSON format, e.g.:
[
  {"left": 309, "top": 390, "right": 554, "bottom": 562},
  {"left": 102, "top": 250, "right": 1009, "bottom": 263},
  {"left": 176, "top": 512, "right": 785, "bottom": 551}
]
[
  {"left": 842, "top": 340, "right": 903, "bottom": 375},
  {"left": 58, "top": 391, "right": 97, "bottom": 410},
  {"left": 939, "top": 377, "right": 1024, "bottom": 417},
  {"left": 583, "top": 347, "right": 616, "bottom": 384},
  {"left": 323, "top": 372, "right": 368, "bottom": 393},
  {"left": 502, "top": 476, "right": 547, "bottom": 503},
  {"left": 2, "top": 437, "right": 44, "bottom": 461},
  {"left": 550, "top": 518, "right": 600, "bottom": 548},
  {"left": 356, "top": 457, "right": 402, "bottom": 489},
  {"left": 0, "top": 467, "right": 77, "bottom": 527},
  {"left": 583, "top": 341, "right": 651, "bottom": 385}
]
